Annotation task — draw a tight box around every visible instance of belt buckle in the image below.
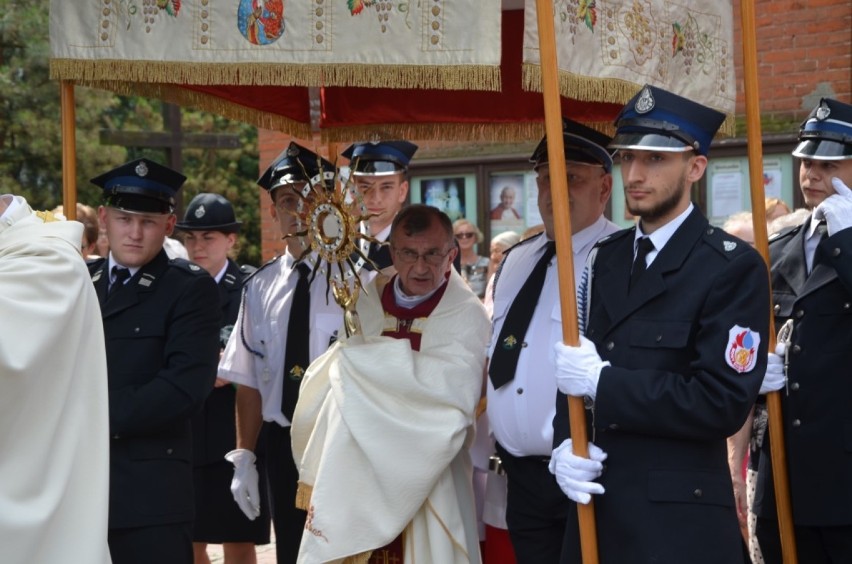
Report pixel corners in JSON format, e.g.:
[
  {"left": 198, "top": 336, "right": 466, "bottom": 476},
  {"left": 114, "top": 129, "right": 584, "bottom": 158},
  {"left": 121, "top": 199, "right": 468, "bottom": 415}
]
[{"left": 488, "top": 455, "right": 506, "bottom": 476}]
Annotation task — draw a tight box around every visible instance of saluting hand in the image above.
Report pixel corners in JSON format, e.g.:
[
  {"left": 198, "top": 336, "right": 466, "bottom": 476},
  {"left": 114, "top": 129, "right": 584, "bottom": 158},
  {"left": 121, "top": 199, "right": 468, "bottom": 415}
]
[{"left": 814, "top": 177, "right": 852, "bottom": 236}]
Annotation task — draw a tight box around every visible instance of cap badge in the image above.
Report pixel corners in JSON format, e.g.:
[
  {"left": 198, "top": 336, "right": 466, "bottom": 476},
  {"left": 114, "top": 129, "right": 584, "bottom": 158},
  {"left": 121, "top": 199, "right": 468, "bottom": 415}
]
[
  {"left": 134, "top": 162, "right": 149, "bottom": 177},
  {"left": 287, "top": 145, "right": 300, "bottom": 157},
  {"left": 816, "top": 101, "right": 831, "bottom": 120},
  {"left": 635, "top": 86, "right": 655, "bottom": 114},
  {"left": 369, "top": 132, "right": 382, "bottom": 144},
  {"left": 194, "top": 204, "right": 206, "bottom": 219}
]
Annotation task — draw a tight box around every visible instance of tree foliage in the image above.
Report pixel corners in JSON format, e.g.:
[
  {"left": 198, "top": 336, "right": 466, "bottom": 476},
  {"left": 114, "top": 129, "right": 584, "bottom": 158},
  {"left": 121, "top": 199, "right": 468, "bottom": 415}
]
[{"left": 0, "top": 0, "right": 261, "bottom": 266}]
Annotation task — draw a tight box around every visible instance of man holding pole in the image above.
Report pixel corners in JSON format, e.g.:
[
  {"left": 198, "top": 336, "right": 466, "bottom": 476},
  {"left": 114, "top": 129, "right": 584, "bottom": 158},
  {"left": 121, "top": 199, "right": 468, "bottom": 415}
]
[
  {"left": 752, "top": 97, "right": 852, "bottom": 564},
  {"left": 550, "top": 85, "right": 769, "bottom": 564},
  {"left": 486, "top": 119, "right": 619, "bottom": 563}
]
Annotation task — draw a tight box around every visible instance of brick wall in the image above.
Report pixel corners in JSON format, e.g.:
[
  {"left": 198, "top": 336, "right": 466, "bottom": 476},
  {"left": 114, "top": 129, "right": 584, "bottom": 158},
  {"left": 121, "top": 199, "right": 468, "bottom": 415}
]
[
  {"left": 732, "top": 0, "right": 851, "bottom": 119},
  {"left": 259, "top": 0, "right": 852, "bottom": 259}
]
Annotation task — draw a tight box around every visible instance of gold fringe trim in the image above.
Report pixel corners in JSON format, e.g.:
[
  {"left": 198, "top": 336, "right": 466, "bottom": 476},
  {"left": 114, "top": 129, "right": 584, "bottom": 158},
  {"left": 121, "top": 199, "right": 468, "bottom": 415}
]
[
  {"left": 321, "top": 120, "right": 614, "bottom": 144},
  {"left": 295, "top": 481, "right": 313, "bottom": 511},
  {"left": 50, "top": 59, "right": 500, "bottom": 91},
  {"left": 76, "top": 79, "right": 313, "bottom": 138},
  {"left": 522, "top": 63, "right": 736, "bottom": 137}
]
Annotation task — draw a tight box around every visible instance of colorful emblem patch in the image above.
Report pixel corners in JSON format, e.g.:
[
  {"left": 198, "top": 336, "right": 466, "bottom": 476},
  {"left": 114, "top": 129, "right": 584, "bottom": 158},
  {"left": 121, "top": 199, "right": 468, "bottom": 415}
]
[
  {"left": 725, "top": 325, "right": 760, "bottom": 373},
  {"left": 502, "top": 334, "right": 518, "bottom": 350},
  {"left": 289, "top": 365, "right": 305, "bottom": 380}
]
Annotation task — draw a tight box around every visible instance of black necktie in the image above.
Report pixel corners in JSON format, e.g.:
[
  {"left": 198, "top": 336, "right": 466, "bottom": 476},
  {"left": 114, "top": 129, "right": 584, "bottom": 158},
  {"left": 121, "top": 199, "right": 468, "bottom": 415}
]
[
  {"left": 282, "top": 263, "right": 311, "bottom": 420},
  {"left": 630, "top": 237, "right": 654, "bottom": 292},
  {"left": 811, "top": 220, "right": 828, "bottom": 273},
  {"left": 109, "top": 266, "right": 130, "bottom": 299},
  {"left": 489, "top": 242, "right": 556, "bottom": 390}
]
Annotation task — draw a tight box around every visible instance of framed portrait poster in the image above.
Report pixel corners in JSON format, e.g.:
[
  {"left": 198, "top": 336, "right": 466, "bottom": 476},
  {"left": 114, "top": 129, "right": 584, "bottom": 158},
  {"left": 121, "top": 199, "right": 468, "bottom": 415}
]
[
  {"left": 489, "top": 171, "right": 540, "bottom": 237},
  {"left": 409, "top": 174, "right": 476, "bottom": 222}
]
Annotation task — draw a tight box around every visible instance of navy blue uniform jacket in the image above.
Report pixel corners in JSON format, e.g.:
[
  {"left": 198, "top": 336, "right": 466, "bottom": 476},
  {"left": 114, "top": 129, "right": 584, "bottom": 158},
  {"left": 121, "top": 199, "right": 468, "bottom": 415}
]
[
  {"left": 755, "top": 219, "right": 852, "bottom": 527},
  {"left": 555, "top": 208, "right": 769, "bottom": 564},
  {"left": 90, "top": 249, "right": 221, "bottom": 529}
]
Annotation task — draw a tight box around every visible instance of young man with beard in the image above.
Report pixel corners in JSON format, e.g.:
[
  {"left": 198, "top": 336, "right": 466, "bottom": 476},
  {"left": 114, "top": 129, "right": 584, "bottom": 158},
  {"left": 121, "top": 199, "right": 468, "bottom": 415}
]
[{"left": 550, "top": 85, "right": 770, "bottom": 564}]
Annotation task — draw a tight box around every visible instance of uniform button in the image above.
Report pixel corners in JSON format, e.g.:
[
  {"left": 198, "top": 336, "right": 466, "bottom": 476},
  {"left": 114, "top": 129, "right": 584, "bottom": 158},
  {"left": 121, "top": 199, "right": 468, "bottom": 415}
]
[
  {"left": 792, "top": 345, "right": 801, "bottom": 354},
  {"left": 844, "top": 302, "right": 851, "bottom": 310},
  {"left": 832, "top": 247, "right": 841, "bottom": 257},
  {"left": 134, "top": 327, "right": 140, "bottom": 333},
  {"left": 608, "top": 423, "right": 618, "bottom": 430},
  {"left": 521, "top": 342, "right": 528, "bottom": 348},
  {"left": 516, "top": 387, "right": 523, "bottom": 395},
  {"left": 606, "top": 342, "right": 615, "bottom": 351},
  {"left": 112, "top": 434, "right": 120, "bottom": 440},
  {"left": 693, "top": 489, "right": 703, "bottom": 498},
  {"left": 166, "top": 448, "right": 174, "bottom": 454},
  {"left": 774, "top": 304, "right": 781, "bottom": 314},
  {"left": 655, "top": 334, "right": 662, "bottom": 343},
  {"left": 792, "top": 419, "right": 801, "bottom": 427},
  {"left": 795, "top": 310, "right": 804, "bottom": 319},
  {"left": 790, "top": 382, "right": 800, "bottom": 391}
]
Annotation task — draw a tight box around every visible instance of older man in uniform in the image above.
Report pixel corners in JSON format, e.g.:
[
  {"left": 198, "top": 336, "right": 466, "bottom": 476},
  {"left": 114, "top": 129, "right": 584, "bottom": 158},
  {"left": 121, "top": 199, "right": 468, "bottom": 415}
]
[
  {"left": 753, "top": 97, "right": 852, "bottom": 564},
  {"left": 551, "top": 85, "right": 769, "bottom": 564},
  {"left": 220, "top": 143, "right": 342, "bottom": 564},
  {"left": 485, "top": 119, "right": 620, "bottom": 563},
  {"left": 89, "top": 158, "right": 221, "bottom": 564},
  {"left": 343, "top": 140, "right": 418, "bottom": 270}
]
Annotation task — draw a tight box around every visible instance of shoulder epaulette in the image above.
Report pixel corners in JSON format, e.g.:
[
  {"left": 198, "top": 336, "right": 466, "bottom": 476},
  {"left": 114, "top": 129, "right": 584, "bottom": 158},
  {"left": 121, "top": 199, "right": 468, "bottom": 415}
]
[
  {"left": 243, "top": 255, "right": 281, "bottom": 284},
  {"left": 768, "top": 224, "right": 802, "bottom": 244},
  {"left": 500, "top": 231, "right": 542, "bottom": 260},
  {"left": 240, "top": 263, "right": 258, "bottom": 276},
  {"left": 594, "top": 226, "right": 634, "bottom": 248},
  {"left": 169, "top": 257, "right": 208, "bottom": 275}
]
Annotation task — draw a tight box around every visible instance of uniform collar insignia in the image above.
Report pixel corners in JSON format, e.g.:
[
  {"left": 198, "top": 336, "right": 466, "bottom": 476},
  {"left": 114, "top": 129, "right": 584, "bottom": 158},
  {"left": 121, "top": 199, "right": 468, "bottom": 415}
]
[{"left": 723, "top": 241, "right": 737, "bottom": 251}]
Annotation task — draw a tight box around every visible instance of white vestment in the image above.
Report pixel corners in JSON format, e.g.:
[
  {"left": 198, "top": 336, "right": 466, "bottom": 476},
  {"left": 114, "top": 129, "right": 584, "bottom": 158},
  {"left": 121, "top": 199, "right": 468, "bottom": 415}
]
[
  {"left": 0, "top": 197, "right": 111, "bottom": 564},
  {"left": 292, "top": 269, "right": 489, "bottom": 564}
]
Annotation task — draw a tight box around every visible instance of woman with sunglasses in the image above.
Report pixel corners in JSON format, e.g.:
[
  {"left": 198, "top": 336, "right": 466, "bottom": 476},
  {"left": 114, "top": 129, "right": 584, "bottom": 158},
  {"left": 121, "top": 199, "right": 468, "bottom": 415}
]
[{"left": 453, "top": 218, "right": 490, "bottom": 299}]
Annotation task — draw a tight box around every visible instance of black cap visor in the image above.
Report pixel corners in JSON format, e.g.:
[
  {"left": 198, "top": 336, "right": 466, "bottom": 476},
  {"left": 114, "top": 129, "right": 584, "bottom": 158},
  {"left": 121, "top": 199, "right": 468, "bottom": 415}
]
[
  {"left": 792, "top": 139, "right": 852, "bottom": 160},
  {"left": 610, "top": 132, "right": 694, "bottom": 153}
]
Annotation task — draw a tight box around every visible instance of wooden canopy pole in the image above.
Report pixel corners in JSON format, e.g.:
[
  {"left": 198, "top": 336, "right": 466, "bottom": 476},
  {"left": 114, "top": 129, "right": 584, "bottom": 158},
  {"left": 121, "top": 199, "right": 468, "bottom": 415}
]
[
  {"left": 60, "top": 81, "right": 78, "bottom": 221},
  {"left": 739, "top": 1, "right": 797, "bottom": 562},
  {"left": 534, "top": 0, "right": 598, "bottom": 562}
]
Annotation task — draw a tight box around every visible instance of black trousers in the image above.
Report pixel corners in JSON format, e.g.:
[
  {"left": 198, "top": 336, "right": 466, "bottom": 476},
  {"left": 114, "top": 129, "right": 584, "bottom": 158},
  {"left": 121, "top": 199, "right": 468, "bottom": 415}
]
[
  {"left": 108, "top": 522, "right": 193, "bottom": 564},
  {"left": 496, "top": 442, "right": 570, "bottom": 564},
  {"left": 266, "top": 422, "right": 307, "bottom": 564},
  {"left": 757, "top": 517, "right": 852, "bottom": 564}
]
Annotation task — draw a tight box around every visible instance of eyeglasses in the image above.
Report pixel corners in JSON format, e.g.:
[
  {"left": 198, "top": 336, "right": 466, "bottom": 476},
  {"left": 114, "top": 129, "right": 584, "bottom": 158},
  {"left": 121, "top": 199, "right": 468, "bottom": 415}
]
[
  {"left": 455, "top": 232, "right": 476, "bottom": 240},
  {"left": 394, "top": 248, "right": 452, "bottom": 266}
]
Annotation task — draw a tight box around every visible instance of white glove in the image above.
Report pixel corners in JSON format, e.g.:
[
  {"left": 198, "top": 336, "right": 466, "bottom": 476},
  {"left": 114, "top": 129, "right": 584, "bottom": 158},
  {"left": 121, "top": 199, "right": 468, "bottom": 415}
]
[
  {"left": 553, "top": 336, "right": 610, "bottom": 400},
  {"left": 225, "top": 449, "right": 261, "bottom": 520},
  {"left": 759, "top": 342, "right": 786, "bottom": 394},
  {"left": 814, "top": 177, "right": 852, "bottom": 236},
  {"left": 549, "top": 439, "right": 607, "bottom": 504}
]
